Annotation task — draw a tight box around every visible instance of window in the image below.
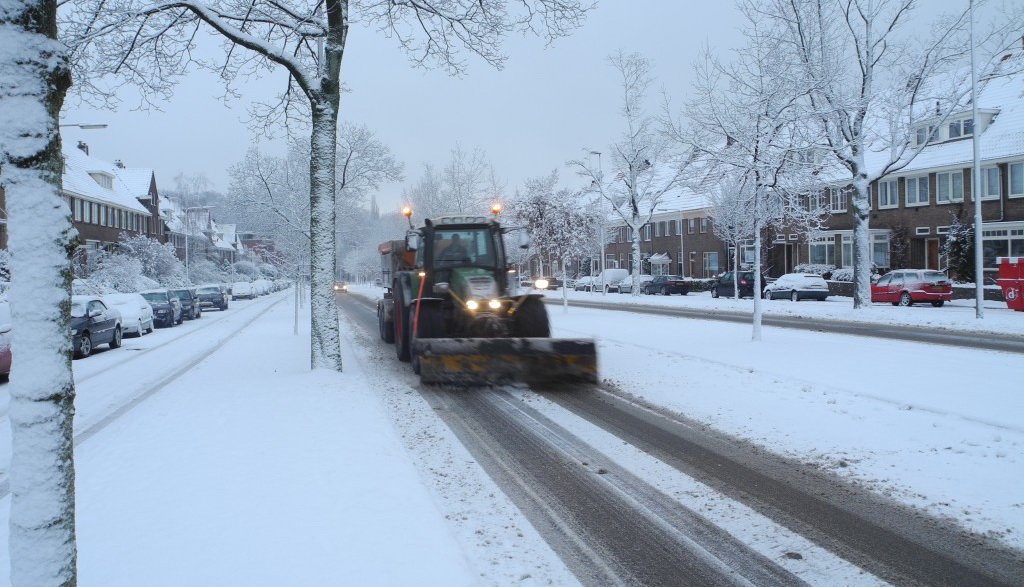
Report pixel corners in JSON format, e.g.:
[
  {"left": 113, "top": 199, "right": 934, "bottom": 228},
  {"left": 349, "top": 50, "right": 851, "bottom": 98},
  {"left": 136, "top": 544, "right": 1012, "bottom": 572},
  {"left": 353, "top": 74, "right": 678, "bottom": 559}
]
[
  {"left": 936, "top": 171, "right": 964, "bottom": 203},
  {"left": 741, "top": 242, "right": 755, "bottom": 266},
  {"left": 658, "top": 221, "right": 666, "bottom": 237},
  {"left": 788, "top": 234, "right": 798, "bottom": 241},
  {"left": 982, "top": 225, "right": 1024, "bottom": 270},
  {"left": 1010, "top": 162, "right": 1024, "bottom": 198},
  {"left": 980, "top": 166, "right": 1000, "bottom": 200},
  {"left": 948, "top": 120, "right": 962, "bottom": 139},
  {"left": 89, "top": 172, "right": 113, "bottom": 189},
  {"left": 700, "top": 218, "right": 708, "bottom": 233},
  {"left": 643, "top": 225, "right": 651, "bottom": 242},
  {"left": 829, "top": 188, "right": 847, "bottom": 212},
  {"left": 841, "top": 235, "right": 852, "bottom": 266},
  {"left": 872, "top": 233, "right": 890, "bottom": 267},
  {"left": 668, "top": 220, "right": 676, "bottom": 236},
  {"left": 916, "top": 227, "right": 930, "bottom": 236},
  {"left": 936, "top": 225, "right": 951, "bottom": 235},
  {"left": 688, "top": 218, "right": 696, "bottom": 233},
  {"left": 916, "top": 127, "right": 927, "bottom": 145},
  {"left": 74, "top": 199, "right": 83, "bottom": 222},
  {"left": 809, "top": 239, "right": 835, "bottom": 265},
  {"left": 878, "top": 179, "right": 898, "bottom": 208},
  {"left": 702, "top": 252, "right": 719, "bottom": 278},
  {"left": 906, "top": 176, "right": 929, "bottom": 206}
]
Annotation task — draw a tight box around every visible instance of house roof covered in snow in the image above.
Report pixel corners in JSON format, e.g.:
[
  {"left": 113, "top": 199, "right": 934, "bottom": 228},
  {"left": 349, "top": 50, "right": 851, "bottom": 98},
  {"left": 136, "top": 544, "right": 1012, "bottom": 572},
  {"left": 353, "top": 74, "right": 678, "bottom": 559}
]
[
  {"left": 115, "top": 167, "right": 155, "bottom": 201},
  {"left": 62, "top": 147, "right": 151, "bottom": 214}
]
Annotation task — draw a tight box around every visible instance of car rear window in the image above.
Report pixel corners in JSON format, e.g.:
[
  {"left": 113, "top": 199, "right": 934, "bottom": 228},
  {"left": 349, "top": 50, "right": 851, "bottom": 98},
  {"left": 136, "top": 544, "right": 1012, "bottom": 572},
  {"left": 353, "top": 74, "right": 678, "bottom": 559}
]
[
  {"left": 197, "top": 286, "right": 220, "bottom": 294},
  {"left": 923, "top": 271, "right": 948, "bottom": 283}
]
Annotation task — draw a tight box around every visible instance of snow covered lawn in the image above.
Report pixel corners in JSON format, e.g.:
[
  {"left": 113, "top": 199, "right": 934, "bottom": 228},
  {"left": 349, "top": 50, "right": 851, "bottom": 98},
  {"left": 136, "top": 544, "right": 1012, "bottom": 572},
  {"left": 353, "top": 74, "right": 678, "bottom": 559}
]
[
  {"left": 548, "top": 304, "right": 1024, "bottom": 550},
  {"left": 0, "top": 293, "right": 475, "bottom": 586},
  {"left": 546, "top": 286, "right": 1024, "bottom": 336}
]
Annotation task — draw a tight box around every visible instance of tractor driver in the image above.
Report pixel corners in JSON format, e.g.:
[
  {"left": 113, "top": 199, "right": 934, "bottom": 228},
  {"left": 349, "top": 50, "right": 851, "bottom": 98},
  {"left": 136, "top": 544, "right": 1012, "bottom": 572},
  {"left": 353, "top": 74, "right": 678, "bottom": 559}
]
[{"left": 437, "top": 233, "right": 471, "bottom": 263}]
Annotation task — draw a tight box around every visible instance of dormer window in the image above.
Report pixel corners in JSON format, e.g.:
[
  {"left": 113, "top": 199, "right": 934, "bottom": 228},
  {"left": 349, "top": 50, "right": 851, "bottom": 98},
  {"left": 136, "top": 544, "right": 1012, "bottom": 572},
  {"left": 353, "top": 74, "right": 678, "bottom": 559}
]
[
  {"left": 89, "top": 172, "right": 113, "bottom": 190},
  {"left": 948, "top": 118, "right": 973, "bottom": 139}
]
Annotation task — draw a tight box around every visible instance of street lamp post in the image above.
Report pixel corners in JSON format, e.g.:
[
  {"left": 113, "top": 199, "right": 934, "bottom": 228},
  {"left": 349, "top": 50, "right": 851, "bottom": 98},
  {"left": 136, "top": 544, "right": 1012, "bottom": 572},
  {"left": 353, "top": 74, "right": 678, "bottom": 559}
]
[
  {"left": 589, "top": 150, "right": 605, "bottom": 295},
  {"left": 59, "top": 123, "right": 108, "bottom": 130},
  {"left": 969, "top": 0, "right": 985, "bottom": 319}
]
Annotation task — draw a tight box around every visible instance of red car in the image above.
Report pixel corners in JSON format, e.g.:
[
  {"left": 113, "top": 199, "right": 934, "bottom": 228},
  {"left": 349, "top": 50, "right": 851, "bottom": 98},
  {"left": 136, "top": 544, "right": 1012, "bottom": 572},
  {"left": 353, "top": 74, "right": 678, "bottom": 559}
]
[{"left": 871, "top": 269, "right": 953, "bottom": 307}]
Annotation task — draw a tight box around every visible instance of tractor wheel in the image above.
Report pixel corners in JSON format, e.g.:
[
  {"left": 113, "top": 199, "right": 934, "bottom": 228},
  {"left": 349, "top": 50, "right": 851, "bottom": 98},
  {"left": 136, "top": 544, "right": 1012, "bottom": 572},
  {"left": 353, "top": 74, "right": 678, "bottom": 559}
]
[
  {"left": 379, "top": 305, "right": 395, "bottom": 343},
  {"left": 512, "top": 297, "right": 551, "bottom": 338},
  {"left": 411, "top": 303, "right": 445, "bottom": 375},
  {"left": 393, "top": 284, "right": 411, "bottom": 362}
]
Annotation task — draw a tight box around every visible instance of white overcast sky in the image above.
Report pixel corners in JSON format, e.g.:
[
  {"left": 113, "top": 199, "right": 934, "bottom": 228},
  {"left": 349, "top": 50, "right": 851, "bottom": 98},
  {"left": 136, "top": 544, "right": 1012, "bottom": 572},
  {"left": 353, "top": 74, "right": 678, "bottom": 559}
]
[{"left": 62, "top": 0, "right": 972, "bottom": 213}]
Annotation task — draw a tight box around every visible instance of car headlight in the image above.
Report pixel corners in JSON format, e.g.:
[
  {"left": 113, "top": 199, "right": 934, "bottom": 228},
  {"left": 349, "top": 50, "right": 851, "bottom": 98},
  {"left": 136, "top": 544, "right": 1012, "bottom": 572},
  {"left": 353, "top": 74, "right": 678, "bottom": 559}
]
[
  {"left": 71, "top": 329, "right": 78, "bottom": 336},
  {"left": 534, "top": 278, "right": 549, "bottom": 289},
  {"left": 466, "top": 299, "right": 479, "bottom": 311}
]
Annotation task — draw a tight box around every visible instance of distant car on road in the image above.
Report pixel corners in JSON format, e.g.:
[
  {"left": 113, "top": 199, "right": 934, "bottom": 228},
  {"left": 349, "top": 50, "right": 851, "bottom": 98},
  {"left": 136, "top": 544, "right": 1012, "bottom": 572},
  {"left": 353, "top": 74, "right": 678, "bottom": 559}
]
[
  {"left": 232, "top": 282, "right": 255, "bottom": 300},
  {"left": 643, "top": 275, "right": 690, "bottom": 295},
  {"left": 102, "top": 293, "right": 156, "bottom": 336},
  {"left": 871, "top": 269, "right": 953, "bottom": 307},
  {"left": 196, "top": 284, "right": 230, "bottom": 310},
  {"left": 618, "top": 274, "right": 652, "bottom": 294},
  {"left": 171, "top": 288, "right": 202, "bottom": 320},
  {"left": 763, "top": 273, "right": 830, "bottom": 301},
  {"left": 70, "top": 296, "right": 122, "bottom": 358},
  {"left": 333, "top": 281, "right": 349, "bottom": 293},
  {"left": 141, "top": 289, "right": 182, "bottom": 327},
  {"left": 710, "top": 271, "right": 766, "bottom": 299},
  {"left": 533, "top": 277, "right": 562, "bottom": 290}
]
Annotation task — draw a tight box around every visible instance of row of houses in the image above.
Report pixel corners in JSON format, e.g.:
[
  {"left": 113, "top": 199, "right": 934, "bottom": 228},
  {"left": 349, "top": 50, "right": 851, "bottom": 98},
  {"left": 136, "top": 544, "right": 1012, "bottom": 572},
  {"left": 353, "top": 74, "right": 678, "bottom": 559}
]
[
  {"left": 598, "top": 57, "right": 1024, "bottom": 282},
  {"left": 0, "top": 141, "right": 278, "bottom": 269}
]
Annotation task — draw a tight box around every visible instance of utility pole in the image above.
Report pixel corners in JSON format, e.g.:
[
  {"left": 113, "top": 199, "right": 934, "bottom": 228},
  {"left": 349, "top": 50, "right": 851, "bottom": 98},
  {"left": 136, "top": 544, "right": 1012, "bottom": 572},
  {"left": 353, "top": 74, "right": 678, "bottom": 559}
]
[{"left": 969, "top": 0, "right": 985, "bottom": 319}]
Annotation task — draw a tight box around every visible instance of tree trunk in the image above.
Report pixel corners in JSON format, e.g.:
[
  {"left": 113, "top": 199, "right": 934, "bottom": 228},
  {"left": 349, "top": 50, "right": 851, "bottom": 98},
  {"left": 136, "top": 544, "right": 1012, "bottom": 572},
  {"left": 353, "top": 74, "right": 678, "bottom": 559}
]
[
  {"left": 2, "top": 0, "right": 78, "bottom": 583},
  {"left": 752, "top": 219, "right": 763, "bottom": 342},
  {"left": 733, "top": 243, "right": 740, "bottom": 300},
  {"left": 630, "top": 225, "right": 642, "bottom": 297},
  {"left": 562, "top": 258, "right": 568, "bottom": 313},
  {"left": 308, "top": 102, "right": 342, "bottom": 370},
  {"left": 851, "top": 178, "right": 872, "bottom": 309}
]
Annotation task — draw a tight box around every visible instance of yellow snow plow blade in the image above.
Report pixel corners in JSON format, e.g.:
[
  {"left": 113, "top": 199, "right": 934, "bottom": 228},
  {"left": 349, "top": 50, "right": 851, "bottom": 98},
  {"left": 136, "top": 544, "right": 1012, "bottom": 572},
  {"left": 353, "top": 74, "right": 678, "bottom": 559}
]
[{"left": 414, "top": 338, "right": 598, "bottom": 386}]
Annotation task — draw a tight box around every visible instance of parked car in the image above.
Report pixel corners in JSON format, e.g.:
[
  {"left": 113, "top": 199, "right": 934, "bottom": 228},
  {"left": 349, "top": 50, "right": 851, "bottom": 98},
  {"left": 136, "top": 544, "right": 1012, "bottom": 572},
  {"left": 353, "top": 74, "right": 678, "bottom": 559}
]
[
  {"left": 871, "top": 269, "right": 953, "bottom": 307},
  {"left": 141, "top": 289, "right": 183, "bottom": 327},
  {"left": 0, "top": 301, "right": 12, "bottom": 379},
  {"left": 710, "top": 271, "right": 766, "bottom": 299},
  {"left": 102, "top": 293, "right": 156, "bottom": 336},
  {"left": 70, "top": 296, "right": 122, "bottom": 358},
  {"left": 594, "top": 268, "right": 630, "bottom": 293},
  {"left": 172, "top": 288, "right": 201, "bottom": 320},
  {"left": 618, "top": 274, "right": 653, "bottom": 294},
  {"left": 643, "top": 275, "right": 690, "bottom": 295},
  {"left": 573, "top": 276, "right": 594, "bottom": 291},
  {"left": 196, "top": 284, "right": 230, "bottom": 310},
  {"left": 763, "top": 273, "right": 830, "bottom": 301},
  {"left": 253, "top": 279, "right": 274, "bottom": 296},
  {"left": 232, "top": 281, "right": 256, "bottom": 300},
  {"left": 333, "top": 281, "right": 349, "bottom": 293}
]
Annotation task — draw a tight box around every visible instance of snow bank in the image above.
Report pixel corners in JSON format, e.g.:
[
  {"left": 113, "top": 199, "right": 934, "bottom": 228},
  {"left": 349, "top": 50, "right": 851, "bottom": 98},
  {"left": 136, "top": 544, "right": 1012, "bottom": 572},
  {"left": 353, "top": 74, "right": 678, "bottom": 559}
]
[{"left": 0, "top": 294, "right": 474, "bottom": 586}]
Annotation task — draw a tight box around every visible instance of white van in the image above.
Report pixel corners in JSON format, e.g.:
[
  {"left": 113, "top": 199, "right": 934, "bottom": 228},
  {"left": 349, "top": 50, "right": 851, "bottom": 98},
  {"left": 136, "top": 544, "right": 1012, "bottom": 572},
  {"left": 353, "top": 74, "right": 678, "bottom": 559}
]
[{"left": 594, "top": 268, "right": 630, "bottom": 293}]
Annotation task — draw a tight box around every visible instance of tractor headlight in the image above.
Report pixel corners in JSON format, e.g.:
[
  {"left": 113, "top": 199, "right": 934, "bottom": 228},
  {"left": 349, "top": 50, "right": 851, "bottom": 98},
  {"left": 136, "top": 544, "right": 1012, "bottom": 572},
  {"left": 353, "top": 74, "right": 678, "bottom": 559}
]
[
  {"left": 534, "top": 279, "right": 549, "bottom": 290},
  {"left": 488, "top": 299, "right": 501, "bottom": 310},
  {"left": 466, "top": 299, "right": 479, "bottom": 311}
]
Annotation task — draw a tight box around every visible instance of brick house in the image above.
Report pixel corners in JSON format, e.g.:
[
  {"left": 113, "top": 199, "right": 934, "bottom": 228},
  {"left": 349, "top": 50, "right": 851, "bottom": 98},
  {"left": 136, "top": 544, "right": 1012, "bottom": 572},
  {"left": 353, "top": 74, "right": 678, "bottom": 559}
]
[{"left": 601, "top": 59, "right": 1024, "bottom": 281}]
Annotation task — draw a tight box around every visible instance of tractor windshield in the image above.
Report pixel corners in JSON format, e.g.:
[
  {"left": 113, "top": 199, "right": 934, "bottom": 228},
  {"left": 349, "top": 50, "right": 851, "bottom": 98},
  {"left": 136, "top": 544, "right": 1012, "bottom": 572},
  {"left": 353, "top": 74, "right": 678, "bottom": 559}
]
[{"left": 433, "top": 228, "right": 499, "bottom": 268}]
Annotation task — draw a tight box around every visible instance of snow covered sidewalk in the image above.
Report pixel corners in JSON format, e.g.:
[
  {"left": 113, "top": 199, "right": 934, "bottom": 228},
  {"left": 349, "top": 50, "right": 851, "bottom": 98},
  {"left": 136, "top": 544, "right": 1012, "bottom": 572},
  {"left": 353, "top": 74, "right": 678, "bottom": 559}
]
[{"left": 0, "top": 295, "right": 474, "bottom": 586}]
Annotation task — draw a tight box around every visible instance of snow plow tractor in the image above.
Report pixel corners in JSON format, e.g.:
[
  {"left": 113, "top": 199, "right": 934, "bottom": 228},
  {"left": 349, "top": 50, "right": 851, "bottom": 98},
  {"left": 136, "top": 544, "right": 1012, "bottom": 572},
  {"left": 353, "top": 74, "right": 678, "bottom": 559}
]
[{"left": 376, "top": 209, "right": 597, "bottom": 386}]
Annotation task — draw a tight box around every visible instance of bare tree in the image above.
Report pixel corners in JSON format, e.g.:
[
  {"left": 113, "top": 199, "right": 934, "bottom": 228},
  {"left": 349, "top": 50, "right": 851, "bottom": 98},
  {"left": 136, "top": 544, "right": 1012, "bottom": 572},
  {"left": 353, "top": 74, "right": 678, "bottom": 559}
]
[
  {"left": 759, "top": 0, "right": 1024, "bottom": 308},
  {"left": 63, "top": 0, "right": 593, "bottom": 370},
  {"left": 442, "top": 143, "right": 492, "bottom": 213},
  {"left": 668, "top": 13, "right": 825, "bottom": 340},
  {"left": 0, "top": 0, "right": 78, "bottom": 582},
  {"left": 708, "top": 174, "right": 757, "bottom": 299},
  {"left": 571, "top": 51, "right": 686, "bottom": 297},
  {"left": 404, "top": 163, "right": 445, "bottom": 219},
  {"left": 510, "top": 171, "right": 597, "bottom": 311}
]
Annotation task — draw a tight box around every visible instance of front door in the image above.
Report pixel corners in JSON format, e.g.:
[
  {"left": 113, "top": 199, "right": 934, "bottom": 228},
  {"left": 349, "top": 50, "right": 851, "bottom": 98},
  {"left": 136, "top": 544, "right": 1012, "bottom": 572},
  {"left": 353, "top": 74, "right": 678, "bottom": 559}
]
[{"left": 926, "top": 238, "right": 940, "bottom": 270}]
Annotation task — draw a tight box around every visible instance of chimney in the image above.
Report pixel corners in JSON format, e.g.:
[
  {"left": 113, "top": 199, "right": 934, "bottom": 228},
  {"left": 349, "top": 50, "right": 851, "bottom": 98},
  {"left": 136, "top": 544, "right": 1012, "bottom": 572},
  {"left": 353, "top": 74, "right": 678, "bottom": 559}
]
[
  {"left": 77, "top": 141, "right": 89, "bottom": 156},
  {"left": 114, "top": 159, "right": 125, "bottom": 168}
]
